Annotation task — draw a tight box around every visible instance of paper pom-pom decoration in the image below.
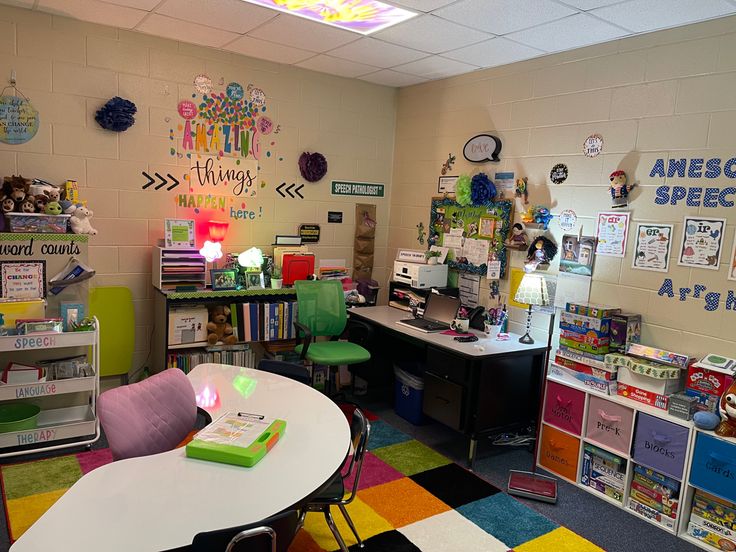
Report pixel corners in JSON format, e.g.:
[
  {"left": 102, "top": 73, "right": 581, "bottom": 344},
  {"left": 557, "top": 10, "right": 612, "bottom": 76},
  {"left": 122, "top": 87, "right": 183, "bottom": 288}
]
[
  {"left": 95, "top": 97, "right": 137, "bottom": 132},
  {"left": 455, "top": 175, "right": 472, "bottom": 206},
  {"left": 298, "top": 152, "right": 328, "bottom": 182},
  {"left": 470, "top": 173, "right": 496, "bottom": 205}
]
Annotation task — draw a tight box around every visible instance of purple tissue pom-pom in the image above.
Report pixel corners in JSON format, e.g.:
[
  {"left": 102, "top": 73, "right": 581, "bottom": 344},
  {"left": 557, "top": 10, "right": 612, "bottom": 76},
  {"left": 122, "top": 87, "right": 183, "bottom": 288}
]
[{"left": 298, "top": 152, "right": 328, "bottom": 182}]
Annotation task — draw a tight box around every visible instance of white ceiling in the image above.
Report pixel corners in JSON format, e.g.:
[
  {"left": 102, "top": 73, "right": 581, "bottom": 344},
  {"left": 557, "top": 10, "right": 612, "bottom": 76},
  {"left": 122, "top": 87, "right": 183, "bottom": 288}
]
[{"left": 12, "top": 0, "right": 736, "bottom": 87}]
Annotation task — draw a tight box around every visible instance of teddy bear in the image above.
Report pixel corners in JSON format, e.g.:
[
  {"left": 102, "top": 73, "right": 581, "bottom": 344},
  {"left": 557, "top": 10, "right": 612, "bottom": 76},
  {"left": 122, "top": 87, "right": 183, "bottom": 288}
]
[
  {"left": 716, "top": 380, "right": 736, "bottom": 437},
  {"left": 0, "top": 194, "right": 14, "bottom": 214},
  {"left": 43, "top": 187, "right": 60, "bottom": 202},
  {"left": 206, "top": 305, "right": 237, "bottom": 345},
  {"left": 3, "top": 175, "right": 29, "bottom": 202},
  {"left": 67, "top": 204, "right": 97, "bottom": 235},
  {"left": 17, "top": 196, "right": 35, "bottom": 213}
]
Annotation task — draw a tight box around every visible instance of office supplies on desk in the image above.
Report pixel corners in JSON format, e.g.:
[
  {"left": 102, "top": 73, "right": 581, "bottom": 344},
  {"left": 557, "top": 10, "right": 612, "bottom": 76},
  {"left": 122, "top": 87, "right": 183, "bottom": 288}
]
[
  {"left": 186, "top": 411, "right": 286, "bottom": 467},
  {"left": 396, "top": 293, "right": 460, "bottom": 333}
]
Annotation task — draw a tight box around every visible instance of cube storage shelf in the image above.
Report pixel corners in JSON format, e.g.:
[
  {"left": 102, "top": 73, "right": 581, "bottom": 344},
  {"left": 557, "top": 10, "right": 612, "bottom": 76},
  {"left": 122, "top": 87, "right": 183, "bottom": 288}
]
[
  {"left": 539, "top": 371, "right": 736, "bottom": 551},
  {"left": 0, "top": 323, "right": 99, "bottom": 457}
]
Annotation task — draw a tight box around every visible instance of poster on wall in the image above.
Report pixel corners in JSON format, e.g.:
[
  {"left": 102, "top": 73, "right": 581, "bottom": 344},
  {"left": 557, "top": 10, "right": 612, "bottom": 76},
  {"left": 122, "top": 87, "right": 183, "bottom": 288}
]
[
  {"left": 631, "top": 223, "right": 673, "bottom": 273},
  {"left": 595, "top": 211, "right": 630, "bottom": 258},
  {"left": 1, "top": 260, "right": 45, "bottom": 299},
  {"left": 729, "top": 229, "right": 736, "bottom": 282},
  {"left": 678, "top": 216, "right": 727, "bottom": 270},
  {"left": 559, "top": 234, "right": 596, "bottom": 276}
]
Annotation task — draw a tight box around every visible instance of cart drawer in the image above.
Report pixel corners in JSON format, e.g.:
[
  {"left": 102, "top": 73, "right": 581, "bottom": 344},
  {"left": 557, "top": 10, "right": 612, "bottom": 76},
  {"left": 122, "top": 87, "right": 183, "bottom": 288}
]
[
  {"left": 631, "top": 413, "right": 688, "bottom": 479},
  {"left": 586, "top": 396, "right": 634, "bottom": 454},
  {"left": 423, "top": 372, "right": 463, "bottom": 430},
  {"left": 690, "top": 433, "right": 736, "bottom": 503},
  {"left": 539, "top": 423, "right": 580, "bottom": 482},
  {"left": 543, "top": 381, "right": 585, "bottom": 436}
]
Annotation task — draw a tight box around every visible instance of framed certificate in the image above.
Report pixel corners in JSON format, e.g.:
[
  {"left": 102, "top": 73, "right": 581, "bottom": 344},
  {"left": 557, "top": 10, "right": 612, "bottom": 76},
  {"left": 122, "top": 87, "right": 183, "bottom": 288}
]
[
  {"left": 1, "top": 260, "right": 46, "bottom": 299},
  {"left": 165, "top": 219, "right": 195, "bottom": 248}
]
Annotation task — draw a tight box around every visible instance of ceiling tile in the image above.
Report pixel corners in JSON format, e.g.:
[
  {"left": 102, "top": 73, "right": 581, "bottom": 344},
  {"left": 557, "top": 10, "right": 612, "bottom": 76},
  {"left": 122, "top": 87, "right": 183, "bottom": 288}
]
[
  {"left": 326, "top": 37, "right": 427, "bottom": 68},
  {"left": 591, "top": 0, "right": 736, "bottom": 33},
  {"left": 136, "top": 13, "right": 239, "bottom": 47},
  {"left": 359, "top": 69, "right": 428, "bottom": 87},
  {"left": 443, "top": 37, "right": 544, "bottom": 68},
  {"left": 435, "top": 0, "right": 575, "bottom": 35},
  {"left": 37, "top": 0, "right": 147, "bottom": 28},
  {"left": 387, "top": 0, "right": 457, "bottom": 12},
  {"left": 224, "top": 35, "right": 315, "bottom": 64},
  {"left": 556, "top": 0, "right": 624, "bottom": 9},
  {"left": 508, "top": 13, "right": 627, "bottom": 52},
  {"left": 393, "top": 55, "right": 479, "bottom": 79},
  {"left": 372, "top": 14, "right": 491, "bottom": 54},
  {"left": 155, "top": 0, "right": 277, "bottom": 34},
  {"left": 296, "top": 54, "right": 378, "bottom": 78},
  {"left": 247, "top": 14, "right": 359, "bottom": 53},
  {"left": 101, "top": 0, "right": 160, "bottom": 10}
]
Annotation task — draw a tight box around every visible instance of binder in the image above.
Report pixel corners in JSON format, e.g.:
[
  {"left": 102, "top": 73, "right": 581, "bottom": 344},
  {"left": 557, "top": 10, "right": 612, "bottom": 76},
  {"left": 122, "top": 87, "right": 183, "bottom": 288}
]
[{"left": 186, "top": 411, "right": 286, "bottom": 467}]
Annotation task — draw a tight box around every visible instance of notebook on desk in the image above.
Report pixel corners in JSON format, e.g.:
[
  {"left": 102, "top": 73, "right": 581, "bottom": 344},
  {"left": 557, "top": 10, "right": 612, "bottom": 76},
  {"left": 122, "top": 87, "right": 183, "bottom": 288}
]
[{"left": 396, "top": 293, "right": 460, "bottom": 333}]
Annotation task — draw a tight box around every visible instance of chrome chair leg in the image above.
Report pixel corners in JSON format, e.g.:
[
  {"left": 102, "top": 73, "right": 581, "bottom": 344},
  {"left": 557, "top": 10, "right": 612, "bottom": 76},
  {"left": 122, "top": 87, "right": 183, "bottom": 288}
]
[
  {"left": 324, "top": 508, "right": 349, "bottom": 552},
  {"left": 296, "top": 509, "right": 307, "bottom": 532},
  {"left": 338, "top": 503, "right": 363, "bottom": 548}
]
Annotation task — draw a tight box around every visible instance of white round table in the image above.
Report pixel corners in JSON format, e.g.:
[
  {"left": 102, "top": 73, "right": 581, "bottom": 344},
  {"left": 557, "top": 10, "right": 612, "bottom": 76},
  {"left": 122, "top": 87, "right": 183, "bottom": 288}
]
[{"left": 11, "top": 364, "right": 351, "bottom": 552}]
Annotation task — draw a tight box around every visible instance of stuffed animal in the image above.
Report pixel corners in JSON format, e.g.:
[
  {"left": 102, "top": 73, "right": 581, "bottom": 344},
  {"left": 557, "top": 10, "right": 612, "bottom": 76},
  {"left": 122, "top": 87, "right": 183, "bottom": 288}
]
[
  {"left": 43, "top": 187, "right": 61, "bottom": 202},
  {"left": 3, "top": 175, "right": 30, "bottom": 202},
  {"left": 45, "top": 201, "right": 63, "bottom": 215},
  {"left": 33, "top": 194, "right": 48, "bottom": 213},
  {"left": 716, "top": 380, "right": 736, "bottom": 437},
  {"left": 0, "top": 194, "right": 14, "bottom": 214},
  {"left": 525, "top": 236, "right": 558, "bottom": 272},
  {"left": 17, "top": 196, "right": 35, "bottom": 213},
  {"left": 68, "top": 204, "right": 97, "bottom": 235},
  {"left": 206, "top": 305, "right": 237, "bottom": 345}
]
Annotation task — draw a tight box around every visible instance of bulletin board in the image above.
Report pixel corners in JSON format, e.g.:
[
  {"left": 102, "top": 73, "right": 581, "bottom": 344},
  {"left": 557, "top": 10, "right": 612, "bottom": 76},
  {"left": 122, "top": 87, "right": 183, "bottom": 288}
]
[{"left": 429, "top": 197, "right": 513, "bottom": 277}]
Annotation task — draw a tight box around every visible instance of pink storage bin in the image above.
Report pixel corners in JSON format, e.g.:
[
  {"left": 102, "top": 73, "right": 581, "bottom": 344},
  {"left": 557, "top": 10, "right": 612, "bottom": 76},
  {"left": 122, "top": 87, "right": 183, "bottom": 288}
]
[
  {"left": 543, "top": 380, "right": 585, "bottom": 436},
  {"left": 585, "top": 395, "right": 635, "bottom": 454}
]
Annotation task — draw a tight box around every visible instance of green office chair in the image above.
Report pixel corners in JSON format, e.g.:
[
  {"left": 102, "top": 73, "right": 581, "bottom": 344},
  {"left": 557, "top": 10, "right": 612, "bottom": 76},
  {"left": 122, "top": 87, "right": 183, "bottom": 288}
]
[{"left": 294, "top": 280, "right": 371, "bottom": 397}]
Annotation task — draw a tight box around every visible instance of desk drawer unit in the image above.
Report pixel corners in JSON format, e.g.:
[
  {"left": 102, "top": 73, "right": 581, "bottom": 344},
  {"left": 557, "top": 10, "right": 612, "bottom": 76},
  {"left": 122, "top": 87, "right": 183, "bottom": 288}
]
[
  {"left": 585, "top": 396, "right": 634, "bottom": 454},
  {"left": 426, "top": 347, "right": 468, "bottom": 384},
  {"left": 539, "top": 423, "right": 580, "bottom": 482},
  {"left": 423, "top": 372, "right": 463, "bottom": 430},
  {"left": 690, "top": 433, "right": 736, "bottom": 503},
  {"left": 631, "top": 413, "right": 688, "bottom": 479},
  {"left": 543, "top": 381, "right": 585, "bottom": 436}
]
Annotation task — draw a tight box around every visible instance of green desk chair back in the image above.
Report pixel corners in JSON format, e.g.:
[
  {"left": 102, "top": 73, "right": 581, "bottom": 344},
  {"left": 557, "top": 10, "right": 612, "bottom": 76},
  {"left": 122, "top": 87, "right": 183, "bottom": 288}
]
[
  {"left": 89, "top": 286, "right": 135, "bottom": 382},
  {"left": 294, "top": 281, "right": 370, "bottom": 396}
]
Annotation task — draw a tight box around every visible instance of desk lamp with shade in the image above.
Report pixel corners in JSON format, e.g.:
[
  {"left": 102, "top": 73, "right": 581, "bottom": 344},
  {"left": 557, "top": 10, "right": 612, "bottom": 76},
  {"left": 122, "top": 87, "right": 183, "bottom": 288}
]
[{"left": 513, "top": 272, "right": 550, "bottom": 344}]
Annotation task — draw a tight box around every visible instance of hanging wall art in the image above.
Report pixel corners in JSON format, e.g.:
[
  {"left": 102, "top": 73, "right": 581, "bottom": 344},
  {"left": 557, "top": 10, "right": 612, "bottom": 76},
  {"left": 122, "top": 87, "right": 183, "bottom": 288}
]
[{"left": 0, "top": 94, "right": 38, "bottom": 145}]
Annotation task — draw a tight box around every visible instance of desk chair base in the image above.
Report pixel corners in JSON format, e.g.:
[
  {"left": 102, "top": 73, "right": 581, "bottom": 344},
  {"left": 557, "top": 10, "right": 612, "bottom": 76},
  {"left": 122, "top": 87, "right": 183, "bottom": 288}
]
[{"left": 298, "top": 503, "right": 363, "bottom": 552}]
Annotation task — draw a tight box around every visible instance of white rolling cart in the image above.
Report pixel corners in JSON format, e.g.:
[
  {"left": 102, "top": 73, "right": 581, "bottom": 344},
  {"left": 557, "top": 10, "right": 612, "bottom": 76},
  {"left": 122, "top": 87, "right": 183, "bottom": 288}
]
[{"left": 0, "top": 318, "right": 100, "bottom": 457}]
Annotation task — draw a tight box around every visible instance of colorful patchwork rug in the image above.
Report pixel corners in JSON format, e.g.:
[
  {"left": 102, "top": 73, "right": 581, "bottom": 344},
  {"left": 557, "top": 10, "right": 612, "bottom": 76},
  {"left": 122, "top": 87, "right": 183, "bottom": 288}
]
[{"left": 0, "top": 416, "right": 602, "bottom": 551}]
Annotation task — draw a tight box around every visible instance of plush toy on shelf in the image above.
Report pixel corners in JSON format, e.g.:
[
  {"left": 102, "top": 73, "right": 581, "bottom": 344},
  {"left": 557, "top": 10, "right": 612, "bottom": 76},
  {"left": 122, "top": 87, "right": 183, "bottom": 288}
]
[
  {"left": 0, "top": 195, "right": 14, "bottom": 214},
  {"left": 67, "top": 204, "right": 97, "bottom": 235},
  {"left": 504, "top": 222, "right": 529, "bottom": 250},
  {"left": 525, "top": 235, "right": 558, "bottom": 272},
  {"left": 3, "top": 175, "right": 30, "bottom": 202},
  {"left": 45, "top": 201, "right": 63, "bottom": 215},
  {"left": 33, "top": 194, "right": 48, "bottom": 213},
  {"left": 17, "top": 196, "right": 35, "bottom": 213},
  {"left": 206, "top": 305, "right": 237, "bottom": 346},
  {"left": 716, "top": 380, "right": 736, "bottom": 437}
]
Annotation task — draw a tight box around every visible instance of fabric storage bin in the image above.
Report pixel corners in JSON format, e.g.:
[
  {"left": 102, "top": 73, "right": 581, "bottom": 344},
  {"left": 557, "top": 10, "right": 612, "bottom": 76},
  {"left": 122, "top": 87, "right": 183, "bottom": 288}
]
[
  {"left": 543, "top": 381, "right": 585, "bottom": 436},
  {"left": 585, "top": 395, "right": 635, "bottom": 454},
  {"left": 631, "top": 413, "right": 689, "bottom": 479},
  {"left": 539, "top": 424, "right": 580, "bottom": 482},
  {"left": 690, "top": 433, "right": 736, "bottom": 503}
]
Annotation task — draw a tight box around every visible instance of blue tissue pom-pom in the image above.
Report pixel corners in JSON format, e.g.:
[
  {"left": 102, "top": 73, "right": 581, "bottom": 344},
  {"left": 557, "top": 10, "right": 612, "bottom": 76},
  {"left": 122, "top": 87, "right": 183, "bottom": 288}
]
[
  {"left": 95, "top": 97, "right": 137, "bottom": 132},
  {"left": 693, "top": 410, "right": 720, "bottom": 430}
]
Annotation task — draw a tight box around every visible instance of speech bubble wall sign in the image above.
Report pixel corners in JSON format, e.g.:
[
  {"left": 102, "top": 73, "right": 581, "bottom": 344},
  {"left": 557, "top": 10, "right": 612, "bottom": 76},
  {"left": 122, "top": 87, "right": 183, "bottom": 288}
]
[{"left": 463, "top": 134, "right": 502, "bottom": 163}]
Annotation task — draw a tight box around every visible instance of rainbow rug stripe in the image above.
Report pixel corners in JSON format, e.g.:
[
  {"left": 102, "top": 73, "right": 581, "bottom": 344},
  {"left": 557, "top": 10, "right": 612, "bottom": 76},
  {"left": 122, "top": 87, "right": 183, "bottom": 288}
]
[{"left": 0, "top": 416, "right": 602, "bottom": 551}]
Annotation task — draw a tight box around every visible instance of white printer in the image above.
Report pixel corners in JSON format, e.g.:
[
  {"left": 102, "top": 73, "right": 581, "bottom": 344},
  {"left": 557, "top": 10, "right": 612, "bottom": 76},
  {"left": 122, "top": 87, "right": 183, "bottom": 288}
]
[{"left": 393, "top": 261, "right": 448, "bottom": 289}]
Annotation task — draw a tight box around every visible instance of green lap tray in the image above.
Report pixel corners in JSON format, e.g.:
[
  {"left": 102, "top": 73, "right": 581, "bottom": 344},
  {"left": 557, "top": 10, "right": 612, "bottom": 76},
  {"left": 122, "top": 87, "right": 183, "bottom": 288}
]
[
  {"left": 186, "top": 419, "right": 286, "bottom": 468},
  {"left": 89, "top": 286, "right": 134, "bottom": 378}
]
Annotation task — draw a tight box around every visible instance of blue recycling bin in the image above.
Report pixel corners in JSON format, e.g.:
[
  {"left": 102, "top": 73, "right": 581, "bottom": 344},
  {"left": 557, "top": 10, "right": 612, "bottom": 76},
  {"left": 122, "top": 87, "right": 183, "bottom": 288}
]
[{"left": 394, "top": 365, "right": 425, "bottom": 425}]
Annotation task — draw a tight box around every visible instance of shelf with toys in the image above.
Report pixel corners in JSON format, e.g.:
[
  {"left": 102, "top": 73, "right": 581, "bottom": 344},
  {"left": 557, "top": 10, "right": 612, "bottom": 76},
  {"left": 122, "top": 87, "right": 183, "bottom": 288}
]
[{"left": 537, "top": 302, "right": 736, "bottom": 550}]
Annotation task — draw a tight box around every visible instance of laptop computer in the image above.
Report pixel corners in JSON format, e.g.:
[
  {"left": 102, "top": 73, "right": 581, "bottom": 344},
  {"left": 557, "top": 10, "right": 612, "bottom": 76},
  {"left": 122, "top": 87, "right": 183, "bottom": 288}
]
[{"left": 396, "top": 293, "right": 460, "bottom": 333}]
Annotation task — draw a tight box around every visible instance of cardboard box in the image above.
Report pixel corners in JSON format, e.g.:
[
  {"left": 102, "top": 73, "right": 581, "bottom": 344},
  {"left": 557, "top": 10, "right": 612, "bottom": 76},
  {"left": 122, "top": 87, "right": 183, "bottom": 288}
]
[
  {"left": 560, "top": 332, "right": 610, "bottom": 355},
  {"left": 554, "top": 353, "right": 616, "bottom": 381},
  {"left": 606, "top": 353, "right": 681, "bottom": 380},
  {"left": 557, "top": 346, "right": 607, "bottom": 368},
  {"left": 628, "top": 499, "right": 676, "bottom": 530},
  {"left": 668, "top": 392, "right": 698, "bottom": 420},
  {"left": 687, "top": 360, "right": 735, "bottom": 398},
  {"left": 549, "top": 363, "right": 617, "bottom": 395},
  {"left": 689, "top": 521, "right": 736, "bottom": 551},
  {"left": 565, "top": 303, "right": 620, "bottom": 319},
  {"left": 560, "top": 311, "right": 611, "bottom": 337},
  {"left": 609, "top": 313, "right": 641, "bottom": 353},
  {"left": 685, "top": 388, "right": 720, "bottom": 413},
  {"left": 617, "top": 382, "right": 669, "bottom": 410},
  {"left": 626, "top": 343, "right": 691, "bottom": 368},
  {"left": 617, "top": 364, "right": 683, "bottom": 396}
]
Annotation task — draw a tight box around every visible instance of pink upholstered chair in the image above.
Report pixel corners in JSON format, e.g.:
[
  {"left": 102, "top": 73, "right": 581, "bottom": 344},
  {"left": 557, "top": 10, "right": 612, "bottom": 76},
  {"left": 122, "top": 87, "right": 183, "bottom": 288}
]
[{"left": 98, "top": 368, "right": 197, "bottom": 461}]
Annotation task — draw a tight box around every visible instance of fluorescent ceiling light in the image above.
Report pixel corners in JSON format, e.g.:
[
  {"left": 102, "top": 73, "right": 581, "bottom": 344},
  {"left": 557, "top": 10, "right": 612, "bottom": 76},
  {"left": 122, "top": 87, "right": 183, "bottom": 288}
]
[{"left": 243, "top": 0, "right": 417, "bottom": 34}]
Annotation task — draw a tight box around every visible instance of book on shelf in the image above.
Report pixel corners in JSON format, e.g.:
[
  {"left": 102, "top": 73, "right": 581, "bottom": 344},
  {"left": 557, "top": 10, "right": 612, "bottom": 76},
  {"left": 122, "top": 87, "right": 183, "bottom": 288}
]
[
  {"left": 233, "top": 300, "right": 298, "bottom": 343},
  {"left": 168, "top": 346, "right": 255, "bottom": 373},
  {"left": 168, "top": 306, "right": 208, "bottom": 345}
]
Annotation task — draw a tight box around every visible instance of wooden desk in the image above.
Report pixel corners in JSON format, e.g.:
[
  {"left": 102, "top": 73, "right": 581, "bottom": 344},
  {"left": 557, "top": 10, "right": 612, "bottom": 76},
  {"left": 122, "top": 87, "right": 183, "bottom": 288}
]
[
  {"left": 350, "top": 306, "right": 547, "bottom": 467},
  {"left": 11, "top": 364, "right": 350, "bottom": 552}
]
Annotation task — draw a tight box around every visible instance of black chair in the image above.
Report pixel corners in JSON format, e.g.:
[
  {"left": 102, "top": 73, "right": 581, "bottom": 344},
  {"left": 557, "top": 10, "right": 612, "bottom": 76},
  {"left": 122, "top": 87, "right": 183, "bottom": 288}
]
[
  {"left": 190, "top": 509, "right": 299, "bottom": 552},
  {"left": 298, "top": 408, "right": 371, "bottom": 551},
  {"left": 257, "top": 359, "right": 311, "bottom": 386}
]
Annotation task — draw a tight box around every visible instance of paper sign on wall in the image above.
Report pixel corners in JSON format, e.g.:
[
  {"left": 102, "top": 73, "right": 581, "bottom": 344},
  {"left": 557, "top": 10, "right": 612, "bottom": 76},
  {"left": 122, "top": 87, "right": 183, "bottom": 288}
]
[
  {"left": 632, "top": 223, "right": 673, "bottom": 273},
  {"left": 595, "top": 211, "right": 630, "bottom": 257},
  {"left": 509, "top": 268, "right": 527, "bottom": 308},
  {"left": 729, "top": 229, "right": 736, "bottom": 282},
  {"left": 554, "top": 273, "right": 591, "bottom": 309},
  {"left": 458, "top": 273, "right": 480, "bottom": 308}
]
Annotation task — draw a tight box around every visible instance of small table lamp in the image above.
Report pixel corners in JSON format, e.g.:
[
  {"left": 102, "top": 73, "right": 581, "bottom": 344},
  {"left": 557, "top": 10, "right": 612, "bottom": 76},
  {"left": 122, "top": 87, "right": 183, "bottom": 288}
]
[{"left": 513, "top": 273, "right": 549, "bottom": 344}]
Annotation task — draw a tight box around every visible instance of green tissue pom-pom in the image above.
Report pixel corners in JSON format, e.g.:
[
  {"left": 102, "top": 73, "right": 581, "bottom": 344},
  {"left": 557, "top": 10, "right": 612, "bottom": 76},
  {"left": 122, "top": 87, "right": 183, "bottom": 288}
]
[{"left": 456, "top": 175, "right": 472, "bottom": 206}]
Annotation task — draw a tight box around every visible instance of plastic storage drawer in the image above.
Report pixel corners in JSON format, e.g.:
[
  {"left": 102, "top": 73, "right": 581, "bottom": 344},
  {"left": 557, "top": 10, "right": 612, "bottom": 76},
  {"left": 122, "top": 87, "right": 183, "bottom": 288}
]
[
  {"left": 543, "top": 381, "right": 586, "bottom": 436},
  {"left": 585, "top": 395, "right": 635, "bottom": 454},
  {"left": 631, "top": 413, "right": 689, "bottom": 479},
  {"left": 539, "top": 423, "right": 580, "bottom": 482},
  {"left": 690, "top": 432, "right": 736, "bottom": 503}
]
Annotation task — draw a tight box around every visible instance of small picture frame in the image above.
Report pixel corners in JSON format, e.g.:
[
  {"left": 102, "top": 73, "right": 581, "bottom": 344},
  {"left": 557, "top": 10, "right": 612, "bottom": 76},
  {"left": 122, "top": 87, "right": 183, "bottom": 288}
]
[
  {"left": 437, "top": 176, "right": 458, "bottom": 194},
  {"left": 246, "top": 270, "right": 264, "bottom": 290},
  {"left": 210, "top": 269, "right": 237, "bottom": 290},
  {"left": 164, "top": 218, "right": 195, "bottom": 248},
  {"left": 60, "top": 302, "right": 85, "bottom": 332},
  {"left": 478, "top": 215, "right": 496, "bottom": 238},
  {"left": 1, "top": 260, "right": 46, "bottom": 300}
]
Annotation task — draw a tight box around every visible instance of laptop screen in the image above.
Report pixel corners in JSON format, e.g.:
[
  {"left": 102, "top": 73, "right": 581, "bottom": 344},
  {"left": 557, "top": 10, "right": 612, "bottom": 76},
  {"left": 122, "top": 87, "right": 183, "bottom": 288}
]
[{"left": 423, "top": 294, "right": 460, "bottom": 325}]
